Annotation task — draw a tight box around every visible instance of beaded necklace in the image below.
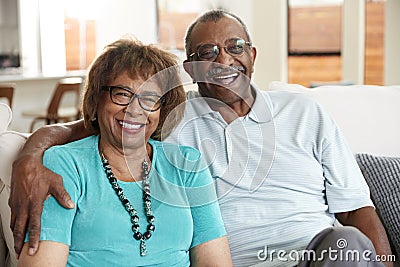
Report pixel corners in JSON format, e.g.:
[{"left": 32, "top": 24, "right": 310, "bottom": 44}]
[{"left": 100, "top": 153, "right": 155, "bottom": 256}]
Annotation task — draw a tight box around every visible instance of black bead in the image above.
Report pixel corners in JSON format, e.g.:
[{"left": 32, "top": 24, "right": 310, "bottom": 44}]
[
  {"left": 143, "top": 231, "right": 152, "bottom": 240},
  {"left": 115, "top": 187, "right": 123, "bottom": 196},
  {"left": 147, "top": 224, "right": 155, "bottom": 231},
  {"left": 133, "top": 232, "right": 142, "bottom": 240},
  {"left": 132, "top": 224, "right": 140, "bottom": 232},
  {"left": 129, "top": 210, "right": 137, "bottom": 217},
  {"left": 131, "top": 215, "right": 139, "bottom": 223},
  {"left": 147, "top": 215, "right": 155, "bottom": 223},
  {"left": 125, "top": 205, "right": 134, "bottom": 212}
]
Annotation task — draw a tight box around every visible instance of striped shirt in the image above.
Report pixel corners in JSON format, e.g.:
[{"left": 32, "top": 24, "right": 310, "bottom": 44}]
[{"left": 166, "top": 85, "right": 373, "bottom": 266}]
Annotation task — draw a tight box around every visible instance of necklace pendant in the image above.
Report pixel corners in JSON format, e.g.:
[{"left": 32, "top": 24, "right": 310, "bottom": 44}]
[{"left": 140, "top": 239, "right": 147, "bottom": 256}]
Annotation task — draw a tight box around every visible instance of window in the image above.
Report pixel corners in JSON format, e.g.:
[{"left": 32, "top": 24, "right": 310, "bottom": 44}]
[
  {"left": 64, "top": 0, "right": 97, "bottom": 71},
  {"left": 288, "top": 0, "right": 386, "bottom": 86},
  {"left": 288, "top": 0, "right": 343, "bottom": 87}
]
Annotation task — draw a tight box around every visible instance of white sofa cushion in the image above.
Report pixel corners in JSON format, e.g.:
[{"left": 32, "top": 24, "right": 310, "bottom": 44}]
[
  {"left": 0, "top": 103, "right": 26, "bottom": 267},
  {"left": 268, "top": 82, "right": 400, "bottom": 156},
  {"left": 0, "top": 131, "right": 28, "bottom": 267},
  {"left": 0, "top": 104, "right": 12, "bottom": 134},
  {"left": 0, "top": 131, "right": 29, "bottom": 187}
]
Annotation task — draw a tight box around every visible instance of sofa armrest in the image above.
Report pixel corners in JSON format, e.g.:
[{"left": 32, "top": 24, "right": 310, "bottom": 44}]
[
  {"left": 0, "top": 131, "right": 29, "bottom": 188},
  {"left": 0, "top": 130, "right": 27, "bottom": 267},
  {"left": 0, "top": 104, "right": 12, "bottom": 134}
]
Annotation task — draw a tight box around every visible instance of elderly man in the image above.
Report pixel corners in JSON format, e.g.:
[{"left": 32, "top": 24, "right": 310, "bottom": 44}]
[{"left": 9, "top": 10, "right": 392, "bottom": 267}]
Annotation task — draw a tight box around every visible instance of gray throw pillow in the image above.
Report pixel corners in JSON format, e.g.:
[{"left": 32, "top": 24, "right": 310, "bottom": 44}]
[{"left": 356, "top": 153, "right": 400, "bottom": 257}]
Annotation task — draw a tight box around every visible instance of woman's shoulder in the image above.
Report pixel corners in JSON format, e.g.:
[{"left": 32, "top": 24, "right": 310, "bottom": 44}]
[{"left": 45, "top": 135, "right": 98, "bottom": 156}]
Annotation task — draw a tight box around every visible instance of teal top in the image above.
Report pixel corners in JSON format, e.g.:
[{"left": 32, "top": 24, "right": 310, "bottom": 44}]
[{"left": 36, "top": 135, "right": 226, "bottom": 267}]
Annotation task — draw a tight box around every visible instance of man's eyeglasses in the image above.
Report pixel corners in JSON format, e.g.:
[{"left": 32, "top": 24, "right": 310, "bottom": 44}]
[
  {"left": 101, "top": 86, "right": 164, "bottom": 112},
  {"left": 189, "top": 38, "right": 252, "bottom": 61}
]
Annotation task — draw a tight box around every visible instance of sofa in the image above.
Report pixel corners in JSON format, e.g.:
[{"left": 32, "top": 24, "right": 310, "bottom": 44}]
[{"left": 0, "top": 82, "right": 399, "bottom": 266}]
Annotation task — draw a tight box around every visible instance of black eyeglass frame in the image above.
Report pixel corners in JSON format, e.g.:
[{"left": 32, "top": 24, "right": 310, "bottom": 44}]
[
  {"left": 101, "top": 85, "right": 165, "bottom": 112},
  {"left": 188, "top": 38, "right": 252, "bottom": 61}
]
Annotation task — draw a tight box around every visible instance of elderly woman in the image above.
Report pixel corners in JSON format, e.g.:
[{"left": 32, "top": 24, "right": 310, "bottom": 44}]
[{"left": 17, "top": 39, "right": 232, "bottom": 267}]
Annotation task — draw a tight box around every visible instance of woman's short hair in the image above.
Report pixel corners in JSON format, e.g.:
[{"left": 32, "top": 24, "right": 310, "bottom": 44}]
[{"left": 82, "top": 38, "right": 186, "bottom": 140}]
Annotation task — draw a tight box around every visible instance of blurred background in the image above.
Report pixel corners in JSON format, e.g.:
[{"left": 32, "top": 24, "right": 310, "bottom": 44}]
[{"left": 1, "top": 0, "right": 399, "bottom": 132}]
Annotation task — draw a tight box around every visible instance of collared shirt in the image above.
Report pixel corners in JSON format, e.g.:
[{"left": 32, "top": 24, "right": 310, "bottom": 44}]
[{"left": 166, "top": 84, "right": 373, "bottom": 267}]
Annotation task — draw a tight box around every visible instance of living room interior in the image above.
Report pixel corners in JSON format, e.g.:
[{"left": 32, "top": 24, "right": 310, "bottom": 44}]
[
  {"left": 0, "top": 0, "right": 399, "bottom": 132},
  {"left": 0, "top": 0, "right": 399, "bottom": 266}
]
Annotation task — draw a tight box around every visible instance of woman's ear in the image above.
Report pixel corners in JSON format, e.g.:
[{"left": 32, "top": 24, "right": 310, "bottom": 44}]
[{"left": 183, "top": 59, "right": 196, "bottom": 83}]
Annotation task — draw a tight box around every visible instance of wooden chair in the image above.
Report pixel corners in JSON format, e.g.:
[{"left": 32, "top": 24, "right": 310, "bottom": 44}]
[
  {"left": 22, "top": 77, "right": 83, "bottom": 132},
  {"left": 0, "top": 83, "right": 15, "bottom": 108}
]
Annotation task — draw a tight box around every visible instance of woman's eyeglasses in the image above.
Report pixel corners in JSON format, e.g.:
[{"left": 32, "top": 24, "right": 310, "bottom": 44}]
[
  {"left": 189, "top": 38, "right": 252, "bottom": 61},
  {"left": 101, "top": 86, "right": 164, "bottom": 112}
]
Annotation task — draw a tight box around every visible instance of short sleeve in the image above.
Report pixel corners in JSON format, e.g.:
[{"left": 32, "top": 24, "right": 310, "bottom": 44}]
[
  {"left": 28, "top": 147, "right": 80, "bottom": 245},
  {"left": 320, "top": 112, "right": 374, "bottom": 213},
  {"left": 182, "top": 148, "right": 226, "bottom": 248}
]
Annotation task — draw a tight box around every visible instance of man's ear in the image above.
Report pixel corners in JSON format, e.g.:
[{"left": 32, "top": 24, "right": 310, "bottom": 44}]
[
  {"left": 183, "top": 59, "right": 195, "bottom": 80},
  {"left": 250, "top": 46, "right": 257, "bottom": 74}
]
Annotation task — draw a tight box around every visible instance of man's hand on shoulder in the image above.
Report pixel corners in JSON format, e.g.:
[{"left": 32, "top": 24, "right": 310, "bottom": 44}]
[{"left": 9, "top": 152, "right": 75, "bottom": 257}]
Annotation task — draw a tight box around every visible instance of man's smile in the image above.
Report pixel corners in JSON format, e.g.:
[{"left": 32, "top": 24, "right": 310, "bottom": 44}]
[{"left": 206, "top": 65, "right": 245, "bottom": 85}]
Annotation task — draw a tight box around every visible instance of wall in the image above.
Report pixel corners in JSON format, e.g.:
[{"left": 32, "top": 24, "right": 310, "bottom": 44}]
[
  {"left": 251, "top": 0, "right": 288, "bottom": 88},
  {"left": 342, "top": 0, "right": 365, "bottom": 85},
  {"left": 18, "top": 0, "right": 41, "bottom": 74},
  {"left": 94, "top": 0, "right": 157, "bottom": 54}
]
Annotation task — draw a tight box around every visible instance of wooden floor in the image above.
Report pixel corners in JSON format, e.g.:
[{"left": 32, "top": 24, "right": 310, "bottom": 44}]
[{"left": 288, "top": 55, "right": 342, "bottom": 87}]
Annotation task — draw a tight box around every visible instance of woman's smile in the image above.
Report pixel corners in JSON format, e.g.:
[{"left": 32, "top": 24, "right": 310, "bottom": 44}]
[{"left": 117, "top": 119, "right": 146, "bottom": 132}]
